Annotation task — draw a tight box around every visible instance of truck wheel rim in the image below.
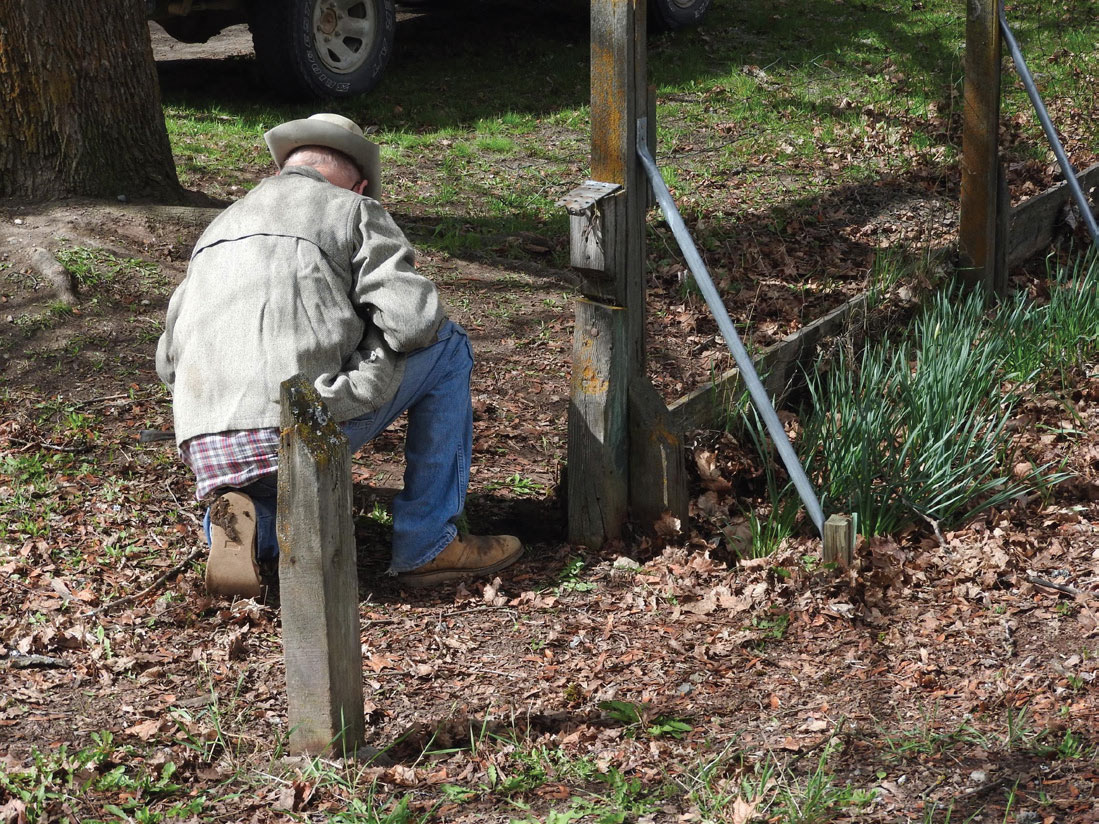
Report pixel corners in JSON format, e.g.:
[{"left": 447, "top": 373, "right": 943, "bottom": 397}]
[{"left": 312, "top": 0, "right": 377, "bottom": 75}]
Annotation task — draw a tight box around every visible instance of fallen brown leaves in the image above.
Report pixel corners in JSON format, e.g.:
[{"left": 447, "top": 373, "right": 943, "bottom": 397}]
[{"left": 2, "top": 138, "right": 1099, "bottom": 823}]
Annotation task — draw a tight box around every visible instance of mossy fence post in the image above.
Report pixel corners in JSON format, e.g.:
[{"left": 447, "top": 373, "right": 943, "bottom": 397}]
[{"left": 277, "top": 374, "right": 364, "bottom": 756}]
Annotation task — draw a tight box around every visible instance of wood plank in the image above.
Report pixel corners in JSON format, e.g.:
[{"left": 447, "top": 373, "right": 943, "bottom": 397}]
[
  {"left": 668, "top": 294, "right": 868, "bottom": 433},
  {"left": 628, "top": 375, "right": 689, "bottom": 533},
  {"left": 568, "top": 299, "right": 629, "bottom": 548},
  {"left": 590, "top": 0, "right": 648, "bottom": 372},
  {"left": 959, "top": 0, "right": 1005, "bottom": 294},
  {"left": 1007, "top": 163, "right": 1099, "bottom": 267},
  {"left": 277, "top": 374, "right": 364, "bottom": 756}
]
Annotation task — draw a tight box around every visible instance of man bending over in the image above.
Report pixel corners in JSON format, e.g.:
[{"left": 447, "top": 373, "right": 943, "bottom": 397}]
[{"left": 156, "top": 113, "right": 522, "bottom": 597}]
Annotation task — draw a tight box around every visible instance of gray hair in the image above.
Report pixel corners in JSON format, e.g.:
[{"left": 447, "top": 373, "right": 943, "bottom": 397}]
[{"left": 282, "top": 144, "right": 362, "bottom": 178}]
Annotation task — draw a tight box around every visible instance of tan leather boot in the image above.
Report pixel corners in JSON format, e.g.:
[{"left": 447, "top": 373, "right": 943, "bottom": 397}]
[
  {"left": 205, "top": 491, "right": 263, "bottom": 599},
  {"left": 396, "top": 533, "right": 522, "bottom": 588}
]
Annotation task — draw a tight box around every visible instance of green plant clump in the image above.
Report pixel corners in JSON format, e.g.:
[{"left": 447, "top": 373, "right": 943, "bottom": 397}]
[
  {"left": 747, "top": 250, "right": 1097, "bottom": 541},
  {"left": 803, "top": 285, "right": 1031, "bottom": 536}
]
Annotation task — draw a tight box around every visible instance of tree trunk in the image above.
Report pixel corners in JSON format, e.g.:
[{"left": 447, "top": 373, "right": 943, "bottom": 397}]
[{"left": 0, "top": 0, "right": 180, "bottom": 200}]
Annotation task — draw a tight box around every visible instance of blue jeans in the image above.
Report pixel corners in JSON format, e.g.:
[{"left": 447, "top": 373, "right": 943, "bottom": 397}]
[{"left": 204, "top": 320, "right": 473, "bottom": 573}]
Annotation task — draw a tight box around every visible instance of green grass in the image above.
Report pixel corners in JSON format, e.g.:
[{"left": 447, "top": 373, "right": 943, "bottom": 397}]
[
  {"left": 598, "top": 700, "right": 693, "bottom": 740},
  {"left": 156, "top": 0, "right": 1098, "bottom": 273},
  {"left": 164, "top": 105, "right": 276, "bottom": 193},
  {"left": 878, "top": 705, "right": 987, "bottom": 758},
  {"left": 997, "top": 249, "right": 1099, "bottom": 389},
  {"left": 484, "top": 472, "right": 548, "bottom": 497},
  {"left": 54, "top": 247, "right": 159, "bottom": 291},
  {"left": 805, "top": 286, "right": 1034, "bottom": 535},
  {"left": 0, "top": 733, "right": 207, "bottom": 824},
  {"left": 9, "top": 701, "right": 1087, "bottom": 824},
  {"left": 1, "top": 451, "right": 61, "bottom": 543}
]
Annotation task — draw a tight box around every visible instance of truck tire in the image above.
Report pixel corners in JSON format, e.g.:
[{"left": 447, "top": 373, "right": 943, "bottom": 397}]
[
  {"left": 648, "top": 0, "right": 713, "bottom": 31},
  {"left": 249, "top": 0, "right": 396, "bottom": 99}
]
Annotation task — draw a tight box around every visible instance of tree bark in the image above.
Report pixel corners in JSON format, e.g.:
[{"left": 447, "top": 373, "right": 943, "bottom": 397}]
[{"left": 0, "top": 0, "right": 180, "bottom": 200}]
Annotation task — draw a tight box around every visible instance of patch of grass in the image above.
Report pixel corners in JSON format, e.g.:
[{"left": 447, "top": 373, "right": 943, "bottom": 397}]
[
  {"left": 510, "top": 765, "right": 661, "bottom": 824},
  {"left": 54, "top": 246, "right": 157, "bottom": 292},
  {"left": 0, "top": 450, "right": 67, "bottom": 543},
  {"left": 677, "top": 743, "right": 775, "bottom": 822},
  {"left": 170, "top": 666, "right": 254, "bottom": 767},
  {"left": 997, "top": 249, "right": 1099, "bottom": 389},
  {"left": 425, "top": 219, "right": 485, "bottom": 257},
  {"left": 867, "top": 246, "right": 921, "bottom": 307},
  {"left": 164, "top": 105, "right": 275, "bottom": 191},
  {"left": 598, "top": 700, "right": 693, "bottom": 740},
  {"left": 801, "top": 285, "right": 1037, "bottom": 536},
  {"left": 289, "top": 756, "right": 429, "bottom": 823},
  {"left": 675, "top": 740, "right": 875, "bottom": 824},
  {"left": 10, "top": 304, "right": 71, "bottom": 335},
  {"left": 485, "top": 472, "right": 547, "bottom": 497},
  {"left": 0, "top": 732, "right": 205, "bottom": 823},
  {"left": 772, "top": 743, "right": 876, "bottom": 824},
  {"left": 555, "top": 555, "right": 596, "bottom": 594},
  {"left": 0, "top": 451, "right": 49, "bottom": 487},
  {"left": 326, "top": 794, "right": 425, "bottom": 823},
  {"left": 473, "top": 135, "right": 519, "bottom": 154},
  {"left": 878, "top": 706, "right": 986, "bottom": 758}
]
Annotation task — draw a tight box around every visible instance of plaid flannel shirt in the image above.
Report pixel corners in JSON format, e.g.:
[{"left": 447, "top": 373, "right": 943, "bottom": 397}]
[{"left": 181, "top": 428, "right": 280, "bottom": 501}]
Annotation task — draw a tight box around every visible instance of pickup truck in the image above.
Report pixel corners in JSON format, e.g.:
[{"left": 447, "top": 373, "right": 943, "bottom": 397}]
[{"left": 146, "top": 0, "right": 713, "bottom": 99}]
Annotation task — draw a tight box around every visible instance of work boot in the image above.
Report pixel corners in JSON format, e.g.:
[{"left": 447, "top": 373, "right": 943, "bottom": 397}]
[
  {"left": 205, "top": 491, "right": 264, "bottom": 599},
  {"left": 397, "top": 533, "right": 523, "bottom": 588}
]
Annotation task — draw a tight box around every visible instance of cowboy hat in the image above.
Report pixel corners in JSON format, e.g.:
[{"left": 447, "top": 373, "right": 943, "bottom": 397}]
[{"left": 264, "top": 113, "right": 381, "bottom": 199}]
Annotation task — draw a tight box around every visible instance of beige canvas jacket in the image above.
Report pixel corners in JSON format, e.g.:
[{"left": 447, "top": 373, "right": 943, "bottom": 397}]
[{"left": 156, "top": 166, "right": 444, "bottom": 443}]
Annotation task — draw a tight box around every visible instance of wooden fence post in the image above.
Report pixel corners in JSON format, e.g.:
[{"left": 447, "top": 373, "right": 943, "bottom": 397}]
[
  {"left": 590, "top": 0, "right": 648, "bottom": 371},
  {"left": 959, "top": 0, "right": 1007, "bottom": 294},
  {"left": 277, "top": 374, "right": 364, "bottom": 756},
  {"left": 568, "top": 300, "right": 629, "bottom": 546},
  {"left": 566, "top": 0, "right": 688, "bottom": 545}
]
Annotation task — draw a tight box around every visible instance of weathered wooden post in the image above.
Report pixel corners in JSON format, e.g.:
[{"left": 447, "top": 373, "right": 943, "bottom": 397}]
[
  {"left": 568, "top": 298, "right": 630, "bottom": 543},
  {"left": 564, "top": 0, "right": 688, "bottom": 548},
  {"left": 959, "top": 0, "right": 1007, "bottom": 295},
  {"left": 277, "top": 374, "right": 364, "bottom": 756}
]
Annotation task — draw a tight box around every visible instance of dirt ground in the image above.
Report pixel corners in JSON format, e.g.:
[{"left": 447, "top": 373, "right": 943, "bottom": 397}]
[{"left": 1, "top": 20, "right": 1098, "bottom": 824}]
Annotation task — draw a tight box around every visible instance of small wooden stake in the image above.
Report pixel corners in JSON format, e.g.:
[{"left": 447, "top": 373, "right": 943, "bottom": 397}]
[
  {"left": 822, "top": 514, "right": 855, "bottom": 568},
  {"left": 277, "top": 374, "right": 364, "bottom": 756}
]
